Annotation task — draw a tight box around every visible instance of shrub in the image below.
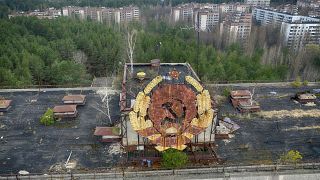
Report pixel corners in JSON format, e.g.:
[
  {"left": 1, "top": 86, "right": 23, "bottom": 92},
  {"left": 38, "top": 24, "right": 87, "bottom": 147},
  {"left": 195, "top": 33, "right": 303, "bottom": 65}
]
[
  {"left": 279, "top": 150, "right": 302, "bottom": 164},
  {"left": 40, "top": 108, "right": 55, "bottom": 126},
  {"left": 303, "top": 80, "right": 309, "bottom": 86},
  {"left": 161, "top": 148, "right": 188, "bottom": 169},
  {"left": 291, "top": 76, "right": 302, "bottom": 88},
  {"left": 223, "top": 87, "right": 232, "bottom": 97}
]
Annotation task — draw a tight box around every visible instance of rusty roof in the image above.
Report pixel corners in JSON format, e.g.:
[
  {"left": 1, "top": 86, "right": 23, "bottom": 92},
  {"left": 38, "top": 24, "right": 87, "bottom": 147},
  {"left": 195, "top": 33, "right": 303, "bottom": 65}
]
[
  {"left": 53, "top": 105, "right": 77, "bottom": 113},
  {"left": 94, "top": 127, "right": 120, "bottom": 136},
  {"left": 230, "top": 90, "right": 251, "bottom": 97},
  {"left": 62, "top": 95, "right": 86, "bottom": 102},
  {"left": 298, "top": 93, "right": 317, "bottom": 100},
  {"left": 0, "top": 100, "right": 12, "bottom": 109}
]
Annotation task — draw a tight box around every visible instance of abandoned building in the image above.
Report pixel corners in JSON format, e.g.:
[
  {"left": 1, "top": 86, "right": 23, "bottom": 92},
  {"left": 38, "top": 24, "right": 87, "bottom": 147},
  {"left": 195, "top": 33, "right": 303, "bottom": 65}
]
[
  {"left": 119, "top": 60, "right": 223, "bottom": 163},
  {"left": 230, "top": 90, "right": 260, "bottom": 113},
  {"left": 62, "top": 95, "right": 86, "bottom": 105},
  {"left": 53, "top": 105, "right": 78, "bottom": 119},
  {"left": 293, "top": 92, "right": 317, "bottom": 104},
  {"left": 0, "top": 99, "right": 12, "bottom": 112},
  {"left": 94, "top": 127, "right": 121, "bottom": 142}
]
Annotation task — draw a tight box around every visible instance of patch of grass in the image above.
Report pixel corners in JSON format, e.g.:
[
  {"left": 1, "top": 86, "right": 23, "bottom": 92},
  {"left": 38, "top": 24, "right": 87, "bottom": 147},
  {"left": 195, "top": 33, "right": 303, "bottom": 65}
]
[
  {"left": 279, "top": 150, "right": 302, "bottom": 164},
  {"left": 303, "top": 80, "right": 309, "bottom": 86},
  {"left": 112, "top": 127, "right": 120, "bottom": 135},
  {"left": 291, "top": 76, "right": 302, "bottom": 88},
  {"left": 222, "top": 87, "right": 232, "bottom": 97},
  {"left": 161, "top": 148, "right": 188, "bottom": 169}
]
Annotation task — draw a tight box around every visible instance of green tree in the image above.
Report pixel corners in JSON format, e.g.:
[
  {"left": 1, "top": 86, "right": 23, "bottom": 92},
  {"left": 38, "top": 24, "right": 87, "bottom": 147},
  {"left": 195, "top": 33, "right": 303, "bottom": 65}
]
[
  {"left": 161, "top": 148, "right": 188, "bottom": 169},
  {"left": 40, "top": 108, "right": 54, "bottom": 126}
]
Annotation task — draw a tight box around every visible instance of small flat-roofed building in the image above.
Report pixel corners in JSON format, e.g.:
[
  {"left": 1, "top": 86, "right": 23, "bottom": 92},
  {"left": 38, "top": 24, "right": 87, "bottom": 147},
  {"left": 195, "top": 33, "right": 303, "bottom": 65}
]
[
  {"left": 296, "top": 93, "right": 317, "bottom": 104},
  {"left": 62, "top": 95, "right": 86, "bottom": 105},
  {"left": 94, "top": 127, "right": 121, "bottom": 142},
  {"left": 0, "top": 100, "right": 12, "bottom": 112},
  {"left": 53, "top": 105, "right": 78, "bottom": 119},
  {"left": 230, "top": 90, "right": 252, "bottom": 107},
  {"left": 230, "top": 90, "right": 260, "bottom": 112}
]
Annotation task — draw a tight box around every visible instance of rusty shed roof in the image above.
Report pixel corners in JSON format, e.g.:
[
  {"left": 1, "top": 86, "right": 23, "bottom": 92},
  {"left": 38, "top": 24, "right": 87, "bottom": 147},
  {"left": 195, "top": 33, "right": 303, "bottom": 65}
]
[
  {"left": 0, "top": 100, "right": 12, "bottom": 109},
  {"left": 62, "top": 95, "right": 86, "bottom": 102},
  {"left": 53, "top": 105, "right": 77, "bottom": 113},
  {"left": 94, "top": 127, "right": 120, "bottom": 136},
  {"left": 230, "top": 90, "right": 251, "bottom": 97}
]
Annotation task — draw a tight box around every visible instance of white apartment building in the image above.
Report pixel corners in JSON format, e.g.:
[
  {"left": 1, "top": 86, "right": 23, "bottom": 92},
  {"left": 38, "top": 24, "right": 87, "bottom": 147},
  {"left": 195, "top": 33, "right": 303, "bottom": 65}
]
[
  {"left": 281, "top": 22, "right": 320, "bottom": 51},
  {"left": 119, "top": 6, "right": 140, "bottom": 23},
  {"left": 85, "top": 7, "right": 102, "bottom": 22},
  {"left": 244, "top": 0, "right": 270, "bottom": 7},
  {"left": 62, "top": 6, "right": 86, "bottom": 20},
  {"left": 253, "top": 7, "right": 320, "bottom": 50},
  {"left": 253, "top": 8, "right": 320, "bottom": 25},
  {"left": 219, "top": 3, "right": 250, "bottom": 14},
  {"left": 62, "top": 6, "right": 139, "bottom": 23},
  {"left": 194, "top": 9, "right": 219, "bottom": 31},
  {"left": 172, "top": 3, "right": 219, "bottom": 23},
  {"left": 220, "top": 13, "right": 252, "bottom": 47},
  {"left": 219, "top": 3, "right": 237, "bottom": 13},
  {"left": 297, "top": 0, "right": 320, "bottom": 8}
]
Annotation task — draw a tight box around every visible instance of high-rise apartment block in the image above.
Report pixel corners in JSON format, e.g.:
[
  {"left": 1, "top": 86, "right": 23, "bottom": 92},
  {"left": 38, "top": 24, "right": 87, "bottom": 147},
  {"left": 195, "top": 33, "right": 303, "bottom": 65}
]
[
  {"left": 297, "top": 0, "right": 320, "bottom": 8},
  {"left": 244, "top": 0, "right": 270, "bottom": 7},
  {"left": 219, "top": 3, "right": 250, "bottom": 14},
  {"left": 62, "top": 6, "right": 140, "bottom": 23},
  {"left": 194, "top": 9, "right": 220, "bottom": 31},
  {"left": 172, "top": 3, "right": 250, "bottom": 31},
  {"left": 220, "top": 13, "right": 252, "bottom": 47},
  {"left": 253, "top": 7, "right": 320, "bottom": 50}
]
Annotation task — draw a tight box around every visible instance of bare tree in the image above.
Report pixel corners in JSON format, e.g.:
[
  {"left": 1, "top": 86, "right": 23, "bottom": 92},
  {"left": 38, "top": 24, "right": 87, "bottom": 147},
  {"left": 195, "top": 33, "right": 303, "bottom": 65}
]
[
  {"left": 250, "top": 84, "right": 257, "bottom": 106},
  {"left": 126, "top": 29, "right": 137, "bottom": 76}
]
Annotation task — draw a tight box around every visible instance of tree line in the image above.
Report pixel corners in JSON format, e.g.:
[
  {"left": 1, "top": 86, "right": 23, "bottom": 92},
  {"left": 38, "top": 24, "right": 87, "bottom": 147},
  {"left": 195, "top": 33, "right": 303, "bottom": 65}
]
[{"left": 0, "top": 16, "right": 289, "bottom": 87}]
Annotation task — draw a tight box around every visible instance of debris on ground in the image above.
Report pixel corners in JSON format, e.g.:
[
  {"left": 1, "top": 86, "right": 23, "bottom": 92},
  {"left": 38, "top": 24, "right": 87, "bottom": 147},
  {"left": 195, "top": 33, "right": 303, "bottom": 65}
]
[
  {"left": 107, "top": 143, "right": 122, "bottom": 155},
  {"left": 49, "top": 163, "right": 64, "bottom": 173},
  {"left": 18, "top": 170, "right": 29, "bottom": 175},
  {"left": 216, "top": 117, "right": 240, "bottom": 135},
  {"left": 304, "top": 102, "right": 316, "bottom": 107},
  {"left": 269, "top": 91, "right": 277, "bottom": 95},
  {"left": 65, "top": 160, "right": 77, "bottom": 169}
]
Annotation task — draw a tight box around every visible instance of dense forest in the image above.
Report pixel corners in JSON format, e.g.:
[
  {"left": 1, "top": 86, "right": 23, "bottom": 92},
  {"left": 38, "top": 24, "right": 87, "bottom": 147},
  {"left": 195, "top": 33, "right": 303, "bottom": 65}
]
[
  {"left": 0, "top": 16, "right": 289, "bottom": 87},
  {"left": 0, "top": 17, "right": 121, "bottom": 86},
  {"left": 0, "top": 0, "right": 297, "bottom": 12}
]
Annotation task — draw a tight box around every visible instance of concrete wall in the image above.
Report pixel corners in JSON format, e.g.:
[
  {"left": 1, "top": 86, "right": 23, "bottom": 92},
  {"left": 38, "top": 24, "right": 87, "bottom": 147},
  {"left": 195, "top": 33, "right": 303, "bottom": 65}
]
[{"left": 3, "top": 163, "right": 320, "bottom": 180}]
